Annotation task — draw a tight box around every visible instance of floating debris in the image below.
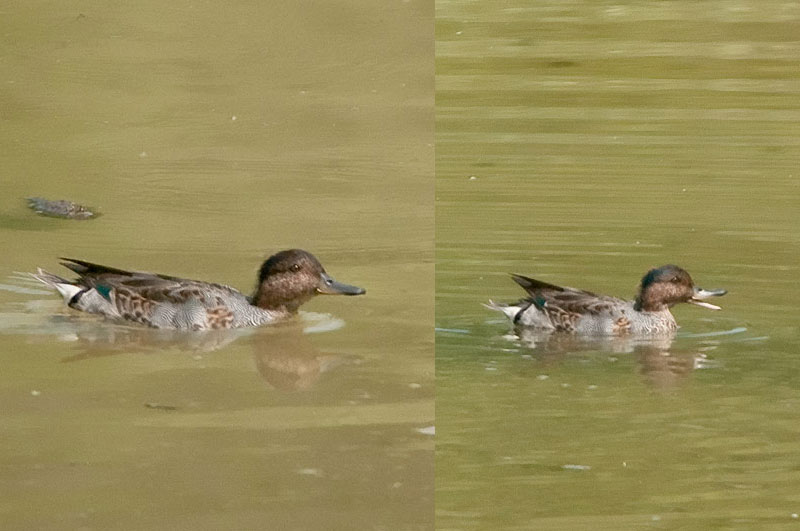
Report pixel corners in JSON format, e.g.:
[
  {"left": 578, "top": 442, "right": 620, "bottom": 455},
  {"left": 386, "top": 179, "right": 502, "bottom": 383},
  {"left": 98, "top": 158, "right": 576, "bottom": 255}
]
[
  {"left": 26, "top": 197, "right": 96, "bottom": 220},
  {"left": 144, "top": 402, "right": 178, "bottom": 411}
]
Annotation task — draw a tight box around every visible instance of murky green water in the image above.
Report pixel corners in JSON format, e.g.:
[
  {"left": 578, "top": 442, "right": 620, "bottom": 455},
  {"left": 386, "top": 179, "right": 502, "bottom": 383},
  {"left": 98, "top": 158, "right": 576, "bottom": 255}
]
[
  {"left": 5, "top": 0, "right": 800, "bottom": 528},
  {"left": 436, "top": 1, "right": 800, "bottom": 529},
  {"left": 1, "top": 1, "right": 432, "bottom": 529}
]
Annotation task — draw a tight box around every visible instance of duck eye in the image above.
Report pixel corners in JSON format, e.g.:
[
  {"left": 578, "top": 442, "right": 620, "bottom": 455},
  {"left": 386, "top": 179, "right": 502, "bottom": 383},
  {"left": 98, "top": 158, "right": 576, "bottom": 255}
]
[
  {"left": 290, "top": 264, "right": 301, "bottom": 273},
  {"left": 670, "top": 277, "right": 679, "bottom": 283}
]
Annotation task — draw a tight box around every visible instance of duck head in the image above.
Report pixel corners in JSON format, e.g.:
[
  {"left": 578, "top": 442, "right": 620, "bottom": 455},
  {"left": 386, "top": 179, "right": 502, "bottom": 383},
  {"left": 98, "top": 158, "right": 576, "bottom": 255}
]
[
  {"left": 252, "top": 249, "right": 365, "bottom": 313},
  {"left": 634, "top": 264, "right": 726, "bottom": 312}
]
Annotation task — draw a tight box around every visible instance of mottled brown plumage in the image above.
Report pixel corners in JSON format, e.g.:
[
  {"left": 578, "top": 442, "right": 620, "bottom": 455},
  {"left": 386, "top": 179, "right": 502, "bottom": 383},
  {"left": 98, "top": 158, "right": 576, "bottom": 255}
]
[
  {"left": 31, "top": 249, "right": 365, "bottom": 330},
  {"left": 488, "top": 265, "right": 727, "bottom": 335}
]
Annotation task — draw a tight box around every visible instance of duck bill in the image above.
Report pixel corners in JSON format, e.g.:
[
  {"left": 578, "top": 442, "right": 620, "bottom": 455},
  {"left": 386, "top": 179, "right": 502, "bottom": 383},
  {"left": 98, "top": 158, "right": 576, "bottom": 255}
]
[
  {"left": 317, "top": 273, "right": 366, "bottom": 296},
  {"left": 688, "top": 287, "right": 727, "bottom": 310}
]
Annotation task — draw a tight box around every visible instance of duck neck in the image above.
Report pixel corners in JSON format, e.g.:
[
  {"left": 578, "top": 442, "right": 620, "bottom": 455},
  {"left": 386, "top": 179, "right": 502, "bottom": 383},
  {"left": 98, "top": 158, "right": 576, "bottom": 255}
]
[
  {"left": 251, "top": 288, "right": 302, "bottom": 315},
  {"left": 634, "top": 293, "right": 667, "bottom": 313}
]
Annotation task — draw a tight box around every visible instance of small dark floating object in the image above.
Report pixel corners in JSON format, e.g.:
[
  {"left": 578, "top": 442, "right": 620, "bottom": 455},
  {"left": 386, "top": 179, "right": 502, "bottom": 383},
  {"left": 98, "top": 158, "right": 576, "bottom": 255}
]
[
  {"left": 547, "top": 60, "right": 577, "bottom": 68},
  {"left": 26, "top": 197, "right": 96, "bottom": 219},
  {"left": 144, "top": 402, "right": 178, "bottom": 411}
]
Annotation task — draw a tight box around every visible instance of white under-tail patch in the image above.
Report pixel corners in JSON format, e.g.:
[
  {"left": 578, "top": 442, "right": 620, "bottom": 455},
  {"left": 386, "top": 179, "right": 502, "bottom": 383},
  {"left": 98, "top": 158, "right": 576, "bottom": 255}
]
[
  {"left": 29, "top": 268, "right": 82, "bottom": 304},
  {"left": 51, "top": 283, "right": 82, "bottom": 303},
  {"left": 483, "top": 299, "right": 522, "bottom": 321}
]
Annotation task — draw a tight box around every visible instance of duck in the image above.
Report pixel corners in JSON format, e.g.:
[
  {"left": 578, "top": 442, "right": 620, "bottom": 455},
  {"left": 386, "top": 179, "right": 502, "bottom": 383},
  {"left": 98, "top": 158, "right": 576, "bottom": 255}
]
[
  {"left": 486, "top": 264, "right": 726, "bottom": 334},
  {"left": 30, "top": 249, "right": 365, "bottom": 330}
]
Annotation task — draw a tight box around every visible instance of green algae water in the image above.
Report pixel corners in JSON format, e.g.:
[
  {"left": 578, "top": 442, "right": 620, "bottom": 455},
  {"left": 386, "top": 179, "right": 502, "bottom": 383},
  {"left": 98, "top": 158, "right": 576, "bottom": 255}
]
[
  {"left": 0, "top": 1, "right": 433, "bottom": 529},
  {"left": 436, "top": 1, "right": 800, "bottom": 529}
]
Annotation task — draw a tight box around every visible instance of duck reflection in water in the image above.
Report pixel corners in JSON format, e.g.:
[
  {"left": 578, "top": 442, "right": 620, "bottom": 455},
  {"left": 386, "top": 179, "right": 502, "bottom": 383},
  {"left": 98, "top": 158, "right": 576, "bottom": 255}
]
[
  {"left": 487, "top": 264, "right": 727, "bottom": 388},
  {"left": 510, "top": 327, "right": 716, "bottom": 389},
  {"left": 252, "top": 325, "right": 359, "bottom": 391},
  {"left": 52, "top": 314, "right": 357, "bottom": 392}
]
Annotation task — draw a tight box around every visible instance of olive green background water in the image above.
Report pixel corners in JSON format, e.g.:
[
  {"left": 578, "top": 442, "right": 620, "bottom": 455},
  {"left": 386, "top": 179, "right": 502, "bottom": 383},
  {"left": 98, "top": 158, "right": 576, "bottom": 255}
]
[
  {"left": 4, "top": 1, "right": 800, "bottom": 529},
  {"left": 437, "top": 1, "right": 800, "bottom": 530},
  {"left": 0, "top": 1, "right": 432, "bottom": 529}
]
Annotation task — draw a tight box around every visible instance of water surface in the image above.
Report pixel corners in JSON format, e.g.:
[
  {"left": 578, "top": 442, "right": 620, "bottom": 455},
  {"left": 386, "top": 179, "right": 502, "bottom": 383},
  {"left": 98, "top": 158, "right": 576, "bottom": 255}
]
[
  {"left": 437, "top": 1, "right": 800, "bottom": 529},
  {"left": 1, "top": 1, "right": 433, "bottom": 529}
]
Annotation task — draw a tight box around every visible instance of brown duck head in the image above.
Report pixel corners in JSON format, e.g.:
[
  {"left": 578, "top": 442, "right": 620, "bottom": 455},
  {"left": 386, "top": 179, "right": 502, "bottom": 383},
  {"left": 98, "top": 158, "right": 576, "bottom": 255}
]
[
  {"left": 252, "top": 249, "right": 365, "bottom": 314},
  {"left": 634, "top": 264, "right": 726, "bottom": 312}
]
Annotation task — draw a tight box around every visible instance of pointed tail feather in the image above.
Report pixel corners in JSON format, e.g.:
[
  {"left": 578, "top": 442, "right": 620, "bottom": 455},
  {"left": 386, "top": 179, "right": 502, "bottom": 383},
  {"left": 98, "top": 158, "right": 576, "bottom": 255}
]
[
  {"left": 482, "top": 299, "right": 506, "bottom": 312},
  {"left": 483, "top": 299, "right": 522, "bottom": 321},
  {"left": 29, "top": 268, "right": 69, "bottom": 287},
  {"left": 29, "top": 268, "right": 83, "bottom": 303}
]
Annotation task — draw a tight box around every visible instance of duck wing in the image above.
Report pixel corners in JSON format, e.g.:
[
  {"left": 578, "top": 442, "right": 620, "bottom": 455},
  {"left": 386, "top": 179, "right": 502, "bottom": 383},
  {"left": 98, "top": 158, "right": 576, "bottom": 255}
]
[
  {"left": 510, "top": 273, "right": 624, "bottom": 330},
  {"left": 59, "top": 258, "right": 246, "bottom": 327},
  {"left": 60, "top": 257, "right": 184, "bottom": 284},
  {"left": 510, "top": 274, "right": 571, "bottom": 294},
  {"left": 61, "top": 258, "right": 240, "bottom": 298}
]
